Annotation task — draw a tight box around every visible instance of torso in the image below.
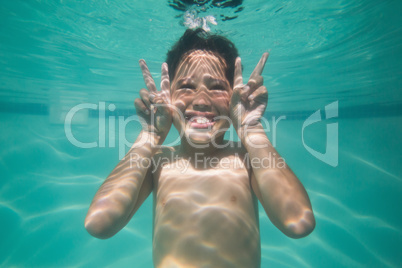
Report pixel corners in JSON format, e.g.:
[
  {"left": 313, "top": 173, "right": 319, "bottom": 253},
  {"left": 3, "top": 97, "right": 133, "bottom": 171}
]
[{"left": 151, "top": 144, "right": 261, "bottom": 268}]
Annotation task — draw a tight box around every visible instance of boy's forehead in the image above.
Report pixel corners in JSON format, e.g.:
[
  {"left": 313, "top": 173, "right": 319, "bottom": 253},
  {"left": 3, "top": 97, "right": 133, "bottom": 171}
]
[
  {"left": 182, "top": 50, "right": 224, "bottom": 62},
  {"left": 175, "top": 50, "right": 227, "bottom": 79}
]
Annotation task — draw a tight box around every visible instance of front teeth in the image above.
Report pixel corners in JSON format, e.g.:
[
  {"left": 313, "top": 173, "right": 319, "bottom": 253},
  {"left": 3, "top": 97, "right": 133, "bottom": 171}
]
[
  {"left": 187, "top": 116, "right": 212, "bottom": 123},
  {"left": 196, "top": 117, "right": 209, "bottom": 124}
]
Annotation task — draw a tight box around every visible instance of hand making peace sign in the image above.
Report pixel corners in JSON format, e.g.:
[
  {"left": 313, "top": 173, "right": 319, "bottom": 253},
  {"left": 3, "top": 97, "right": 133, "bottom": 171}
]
[
  {"left": 229, "top": 53, "right": 269, "bottom": 139},
  {"left": 134, "top": 60, "right": 172, "bottom": 140}
]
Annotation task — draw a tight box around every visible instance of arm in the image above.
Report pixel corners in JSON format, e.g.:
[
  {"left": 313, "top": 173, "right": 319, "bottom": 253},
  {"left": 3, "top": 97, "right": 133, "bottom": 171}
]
[
  {"left": 85, "top": 132, "right": 157, "bottom": 239},
  {"left": 85, "top": 61, "right": 171, "bottom": 239},
  {"left": 230, "top": 54, "right": 315, "bottom": 238}
]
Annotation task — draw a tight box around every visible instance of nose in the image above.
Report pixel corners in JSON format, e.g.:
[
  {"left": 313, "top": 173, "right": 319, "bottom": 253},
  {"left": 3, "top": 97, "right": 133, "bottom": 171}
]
[{"left": 192, "top": 90, "right": 211, "bottom": 110}]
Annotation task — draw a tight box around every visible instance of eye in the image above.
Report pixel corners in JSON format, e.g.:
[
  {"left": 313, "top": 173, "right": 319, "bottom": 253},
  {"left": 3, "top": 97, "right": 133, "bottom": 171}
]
[
  {"left": 180, "top": 84, "right": 196, "bottom": 90},
  {"left": 210, "top": 84, "right": 225, "bottom": 91}
]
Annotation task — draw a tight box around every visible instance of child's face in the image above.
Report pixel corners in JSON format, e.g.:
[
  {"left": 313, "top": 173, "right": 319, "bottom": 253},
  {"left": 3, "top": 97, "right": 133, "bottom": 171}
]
[{"left": 171, "top": 50, "right": 232, "bottom": 145}]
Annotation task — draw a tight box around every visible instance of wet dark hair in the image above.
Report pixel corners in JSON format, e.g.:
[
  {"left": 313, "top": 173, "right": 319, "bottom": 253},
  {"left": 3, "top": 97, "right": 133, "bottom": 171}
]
[{"left": 166, "top": 28, "right": 239, "bottom": 86}]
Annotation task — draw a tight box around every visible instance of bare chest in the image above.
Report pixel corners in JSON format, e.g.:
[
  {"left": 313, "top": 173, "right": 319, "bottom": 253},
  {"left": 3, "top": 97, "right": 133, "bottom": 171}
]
[
  {"left": 151, "top": 154, "right": 261, "bottom": 267},
  {"left": 154, "top": 154, "right": 254, "bottom": 209}
]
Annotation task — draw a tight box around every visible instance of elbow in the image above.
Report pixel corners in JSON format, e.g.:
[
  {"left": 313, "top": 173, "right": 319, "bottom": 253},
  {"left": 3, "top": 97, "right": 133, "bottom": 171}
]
[
  {"left": 283, "top": 210, "right": 316, "bottom": 239},
  {"left": 84, "top": 213, "right": 118, "bottom": 239}
]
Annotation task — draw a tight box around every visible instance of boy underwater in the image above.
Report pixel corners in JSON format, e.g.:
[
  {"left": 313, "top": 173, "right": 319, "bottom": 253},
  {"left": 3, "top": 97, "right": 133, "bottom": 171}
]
[{"left": 85, "top": 29, "right": 315, "bottom": 268}]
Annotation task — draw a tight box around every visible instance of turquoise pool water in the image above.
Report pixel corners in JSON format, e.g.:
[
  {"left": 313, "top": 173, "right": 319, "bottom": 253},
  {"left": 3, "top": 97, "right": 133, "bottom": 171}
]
[{"left": 1, "top": 0, "right": 401, "bottom": 267}]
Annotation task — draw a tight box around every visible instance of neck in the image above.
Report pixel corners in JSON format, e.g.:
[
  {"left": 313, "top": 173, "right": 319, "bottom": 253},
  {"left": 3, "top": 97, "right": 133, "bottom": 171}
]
[{"left": 178, "top": 135, "right": 226, "bottom": 157}]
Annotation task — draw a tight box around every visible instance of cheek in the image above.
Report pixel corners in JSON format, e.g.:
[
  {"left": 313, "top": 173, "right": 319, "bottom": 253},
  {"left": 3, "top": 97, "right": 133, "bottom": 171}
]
[
  {"left": 213, "top": 94, "right": 231, "bottom": 112},
  {"left": 172, "top": 91, "right": 193, "bottom": 110},
  {"left": 171, "top": 99, "right": 188, "bottom": 129},
  {"left": 172, "top": 111, "right": 185, "bottom": 133}
]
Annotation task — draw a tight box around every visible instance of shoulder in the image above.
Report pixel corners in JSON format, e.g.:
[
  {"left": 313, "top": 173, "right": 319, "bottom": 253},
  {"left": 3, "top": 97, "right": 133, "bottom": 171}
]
[
  {"left": 221, "top": 140, "right": 253, "bottom": 172},
  {"left": 153, "top": 145, "right": 177, "bottom": 158},
  {"left": 152, "top": 145, "right": 181, "bottom": 167},
  {"left": 222, "top": 140, "right": 248, "bottom": 156}
]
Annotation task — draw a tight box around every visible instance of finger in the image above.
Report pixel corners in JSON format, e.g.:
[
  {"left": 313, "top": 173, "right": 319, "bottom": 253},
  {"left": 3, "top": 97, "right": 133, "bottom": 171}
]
[
  {"left": 160, "top": 62, "right": 171, "bottom": 103},
  {"left": 154, "top": 89, "right": 172, "bottom": 114},
  {"left": 233, "top": 57, "right": 243, "bottom": 89},
  {"left": 139, "top": 59, "right": 157, "bottom": 93},
  {"left": 249, "top": 52, "right": 269, "bottom": 80},
  {"left": 134, "top": 98, "right": 150, "bottom": 115},
  {"left": 247, "top": 75, "right": 263, "bottom": 94},
  {"left": 154, "top": 99, "right": 170, "bottom": 115},
  {"left": 139, "top": 88, "right": 153, "bottom": 109},
  {"left": 248, "top": 86, "right": 268, "bottom": 104}
]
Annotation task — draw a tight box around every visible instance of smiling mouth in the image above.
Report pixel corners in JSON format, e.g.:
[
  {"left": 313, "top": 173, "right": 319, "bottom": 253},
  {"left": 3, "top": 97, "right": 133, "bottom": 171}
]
[{"left": 185, "top": 112, "right": 216, "bottom": 129}]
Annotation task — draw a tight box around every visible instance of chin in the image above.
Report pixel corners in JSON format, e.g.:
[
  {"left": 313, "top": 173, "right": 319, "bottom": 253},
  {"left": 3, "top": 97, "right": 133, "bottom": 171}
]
[
  {"left": 185, "top": 129, "right": 213, "bottom": 145},
  {"left": 184, "top": 127, "right": 227, "bottom": 147}
]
